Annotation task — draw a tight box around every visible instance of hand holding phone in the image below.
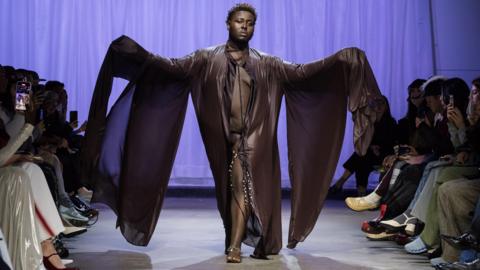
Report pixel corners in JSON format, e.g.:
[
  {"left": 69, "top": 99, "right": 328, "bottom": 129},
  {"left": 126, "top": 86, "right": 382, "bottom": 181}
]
[
  {"left": 69, "top": 111, "right": 78, "bottom": 128},
  {"left": 449, "top": 94, "right": 455, "bottom": 108},
  {"left": 15, "top": 80, "right": 32, "bottom": 111}
]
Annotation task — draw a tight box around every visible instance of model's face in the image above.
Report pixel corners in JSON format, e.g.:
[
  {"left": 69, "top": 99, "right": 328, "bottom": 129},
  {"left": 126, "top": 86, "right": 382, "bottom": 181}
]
[
  {"left": 425, "top": 95, "right": 443, "bottom": 113},
  {"left": 227, "top": 11, "right": 255, "bottom": 43}
]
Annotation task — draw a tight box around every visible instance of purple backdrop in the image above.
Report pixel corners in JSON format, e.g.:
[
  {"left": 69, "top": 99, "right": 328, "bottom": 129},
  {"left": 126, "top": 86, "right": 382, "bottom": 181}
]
[{"left": 0, "top": 0, "right": 434, "bottom": 187}]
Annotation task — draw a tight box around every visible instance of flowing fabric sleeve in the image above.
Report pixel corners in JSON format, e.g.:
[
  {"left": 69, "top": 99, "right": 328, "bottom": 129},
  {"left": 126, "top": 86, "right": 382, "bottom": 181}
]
[
  {"left": 81, "top": 35, "right": 205, "bottom": 246},
  {"left": 278, "top": 48, "right": 382, "bottom": 248}
]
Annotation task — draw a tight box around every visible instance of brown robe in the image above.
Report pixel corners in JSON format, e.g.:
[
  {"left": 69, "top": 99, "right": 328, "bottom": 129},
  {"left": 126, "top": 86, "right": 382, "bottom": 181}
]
[{"left": 81, "top": 35, "right": 381, "bottom": 254}]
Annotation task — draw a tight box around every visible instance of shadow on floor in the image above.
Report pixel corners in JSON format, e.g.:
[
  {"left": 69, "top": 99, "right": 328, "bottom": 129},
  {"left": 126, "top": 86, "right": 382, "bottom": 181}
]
[
  {"left": 171, "top": 252, "right": 373, "bottom": 270},
  {"left": 69, "top": 250, "right": 152, "bottom": 269}
]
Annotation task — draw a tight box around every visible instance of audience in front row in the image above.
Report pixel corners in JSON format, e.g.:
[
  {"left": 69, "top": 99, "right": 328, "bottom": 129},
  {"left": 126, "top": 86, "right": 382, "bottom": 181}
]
[
  {"left": 342, "top": 76, "right": 480, "bottom": 269},
  {"left": 0, "top": 65, "right": 95, "bottom": 270}
]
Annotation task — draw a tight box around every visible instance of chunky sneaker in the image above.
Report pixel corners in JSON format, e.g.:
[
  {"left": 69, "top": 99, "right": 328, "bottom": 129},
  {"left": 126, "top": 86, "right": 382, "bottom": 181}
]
[
  {"left": 59, "top": 205, "right": 88, "bottom": 227},
  {"left": 345, "top": 196, "right": 379, "bottom": 211}
]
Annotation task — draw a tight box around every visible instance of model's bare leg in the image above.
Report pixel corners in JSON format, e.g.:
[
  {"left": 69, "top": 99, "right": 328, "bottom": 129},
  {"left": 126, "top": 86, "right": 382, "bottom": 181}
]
[{"left": 227, "top": 151, "right": 251, "bottom": 263}]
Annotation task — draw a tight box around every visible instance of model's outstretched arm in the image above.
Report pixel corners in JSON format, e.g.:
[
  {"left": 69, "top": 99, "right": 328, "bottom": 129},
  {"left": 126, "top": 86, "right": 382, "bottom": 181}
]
[
  {"left": 81, "top": 35, "right": 206, "bottom": 246},
  {"left": 272, "top": 48, "right": 382, "bottom": 248}
]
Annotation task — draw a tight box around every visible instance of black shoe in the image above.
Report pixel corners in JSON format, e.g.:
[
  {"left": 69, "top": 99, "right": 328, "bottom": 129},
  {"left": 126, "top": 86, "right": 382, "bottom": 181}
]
[
  {"left": 52, "top": 238, "right": 69, "bottom": 258},
  {"left": 441, "top": 233, "right": 479, "bottom": 251}
]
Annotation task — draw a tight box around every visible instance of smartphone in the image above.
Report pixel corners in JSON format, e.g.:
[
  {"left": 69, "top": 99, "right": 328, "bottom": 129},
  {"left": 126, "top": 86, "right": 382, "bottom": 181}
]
[
  {"left": 15, "top": 81, "right": 32, "bottom": 111},
  {"left": 449, "top": 94, "right": 454, "bottom": 107},
  {"left": 69, "top": 110, "right": 78, "bottom": 123}
]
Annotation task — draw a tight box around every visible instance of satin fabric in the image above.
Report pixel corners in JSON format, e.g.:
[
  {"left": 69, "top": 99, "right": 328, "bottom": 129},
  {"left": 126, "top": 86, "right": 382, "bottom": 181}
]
[
  {"left": 0, "top": 167, "right": 42, "bottom": 270},
  {"left": 81, "top": 36, "right": 381, "bottom": 253}
]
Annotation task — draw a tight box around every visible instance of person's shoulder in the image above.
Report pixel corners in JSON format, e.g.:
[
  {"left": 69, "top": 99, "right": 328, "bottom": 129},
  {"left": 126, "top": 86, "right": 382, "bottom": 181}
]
[
  {"left": 249, "top": 48, "right": 287, "bottom": 66},
  {"left": 199, "top": 44, "right": 225, "bottom": 55}
]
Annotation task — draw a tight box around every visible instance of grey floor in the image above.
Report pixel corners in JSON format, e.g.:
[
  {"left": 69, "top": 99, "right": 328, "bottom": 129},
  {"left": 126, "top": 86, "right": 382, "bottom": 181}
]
[{"left": 65, "top": 198, "right": 433, "bottom": 270}]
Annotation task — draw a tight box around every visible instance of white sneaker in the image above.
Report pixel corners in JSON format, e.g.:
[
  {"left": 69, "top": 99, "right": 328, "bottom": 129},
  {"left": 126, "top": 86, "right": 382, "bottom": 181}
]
[{"left": 59, "top": 205, "right": 88, "bottom": 226}]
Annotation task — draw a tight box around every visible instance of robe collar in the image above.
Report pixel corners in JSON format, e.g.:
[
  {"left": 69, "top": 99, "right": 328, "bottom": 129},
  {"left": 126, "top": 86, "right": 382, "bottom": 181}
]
[{"left": 225, "top": 40, "right": 249, "bottom": 66}]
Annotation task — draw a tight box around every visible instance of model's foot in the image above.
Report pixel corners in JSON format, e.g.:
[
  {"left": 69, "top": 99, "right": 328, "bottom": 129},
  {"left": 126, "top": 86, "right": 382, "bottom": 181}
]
[{"left": 226, "top": 246, "right": 241, "bottom": 263}]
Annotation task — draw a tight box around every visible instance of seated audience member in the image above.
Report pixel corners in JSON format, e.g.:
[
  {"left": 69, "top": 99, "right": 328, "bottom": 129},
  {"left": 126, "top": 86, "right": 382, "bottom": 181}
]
[
  {"left": 1, "top": 71, "right": 90, "bottom": 226},
  {"left": 439, "top": 195, "right": 480, "bottom": 270},
  {"left": 0, "top": 66, "right": 79, "bottom": 270},
  {"left": 397, "top": 78, "right": 428, "bottom": 145},
  {"left": 427, "top": 78, "right": 480, "bottom": 266},
  {"left": 378, "top": 77, "right": 455, "bottom": 234},
  {"left": 0, "top": 228, "right": 13, "bottom": 270},
  {"left": 404, "top": 78, "right": 479, "bottom": 265},
  {"left": 41, "top": 89, "right": 91, "bottom": 202},
  {"left": 330, "top": 95, "right": 397, "bottom": 196},
  {"left": 344, "top": 124, "right": 436, "bottom": 233}
]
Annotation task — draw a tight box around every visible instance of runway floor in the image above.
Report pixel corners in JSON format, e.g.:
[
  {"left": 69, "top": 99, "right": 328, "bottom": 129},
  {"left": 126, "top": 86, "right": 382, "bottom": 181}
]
[{"left": 65, "top": 198, "right": 433, "bottom": 270}]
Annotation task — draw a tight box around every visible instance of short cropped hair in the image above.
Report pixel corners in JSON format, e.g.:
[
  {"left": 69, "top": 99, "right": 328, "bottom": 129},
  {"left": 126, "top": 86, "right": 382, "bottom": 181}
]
[{"left": 226, "top": 3, "right": 257, "bottom": 24}]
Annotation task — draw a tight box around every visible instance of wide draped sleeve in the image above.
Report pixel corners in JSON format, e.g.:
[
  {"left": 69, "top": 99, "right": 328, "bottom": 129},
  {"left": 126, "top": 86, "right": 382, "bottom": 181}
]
[
  {"left": 81, "top": 35, "right": 206, "bottom": 246},
  {"left": 277, "top": 48, "right": 382, "bottom": 248}
]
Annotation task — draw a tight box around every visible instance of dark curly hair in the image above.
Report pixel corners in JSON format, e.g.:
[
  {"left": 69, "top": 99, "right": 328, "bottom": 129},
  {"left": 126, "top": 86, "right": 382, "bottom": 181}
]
[{"left": 226, "top": 3, "right": 257, "bottom": 24}]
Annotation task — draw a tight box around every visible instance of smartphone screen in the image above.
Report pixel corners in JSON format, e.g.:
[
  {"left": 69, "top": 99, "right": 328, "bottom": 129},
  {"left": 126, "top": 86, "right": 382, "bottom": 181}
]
[
  {"left": 69, "top": 110, "right": 78, "bottom": 123},
  {"left": 15, "top": 81, "right": 32, "bottom": 111}
]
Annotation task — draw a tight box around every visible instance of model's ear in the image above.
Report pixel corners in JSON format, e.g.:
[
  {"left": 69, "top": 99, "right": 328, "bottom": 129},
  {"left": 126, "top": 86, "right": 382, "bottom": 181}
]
[{"left": 226, "top": 23, "right": 230, "bottom": 31}]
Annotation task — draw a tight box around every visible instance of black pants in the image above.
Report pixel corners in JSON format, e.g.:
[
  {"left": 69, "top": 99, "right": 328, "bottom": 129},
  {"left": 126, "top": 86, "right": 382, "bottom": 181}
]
[{"left": 343, "top": 151, "right": 381, "bottom": 188}]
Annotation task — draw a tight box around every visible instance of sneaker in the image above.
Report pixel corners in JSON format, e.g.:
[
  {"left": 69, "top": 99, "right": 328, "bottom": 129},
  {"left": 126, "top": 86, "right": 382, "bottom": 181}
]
[
  {"left": 405, "top": 237, "right": 428, "bottom": 254},
  {"left": 77, "top": 189, "right": 93, "bottom": 203},
  {"left": 345, "top": 196, "right": 379, "bottom": 211},
  {"left": 380, "top": 212, "right": 418, "bottom": 233},
  {"left": 431, "top": 257, "right": 447, "bottom": 266},
  {"left": 59, "top": 205, "right": 88, "bottom": 227},
  {"left": 70, "top": 195, "right": 99, "bottom": 219}
]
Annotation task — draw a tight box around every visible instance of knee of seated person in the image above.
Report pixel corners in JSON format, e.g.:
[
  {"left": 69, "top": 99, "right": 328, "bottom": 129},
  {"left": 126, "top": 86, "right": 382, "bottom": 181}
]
[{"left": 438, "top": 180, "right": 460, "bottom": 198}]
